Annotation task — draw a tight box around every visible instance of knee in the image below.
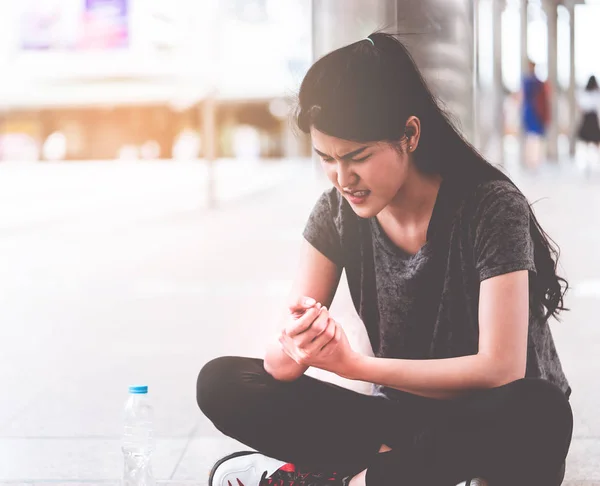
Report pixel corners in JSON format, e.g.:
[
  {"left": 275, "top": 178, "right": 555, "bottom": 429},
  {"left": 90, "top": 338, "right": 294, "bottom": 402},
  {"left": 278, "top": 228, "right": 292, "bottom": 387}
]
[
  {"left": 498, "top": 380, "right": 573, "bottom": 483},
  {"left": 196, "top": 356, "right": 267, "bottom": 421},
  {"left": 196, "top": 356, "right": 239, "bottom": 417},
  {"left": 506, "top": 379, "right": 573, "bottom": 441},
  {"left": 509, "top": 379, "right": 571, "bottom": 415}
]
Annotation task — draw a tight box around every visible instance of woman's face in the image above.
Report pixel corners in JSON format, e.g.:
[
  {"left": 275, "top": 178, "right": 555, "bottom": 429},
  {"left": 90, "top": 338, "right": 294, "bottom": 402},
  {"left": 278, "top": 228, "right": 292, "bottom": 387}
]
[{"left": 310, "top": 127, "right": 411, "bottom": 218}]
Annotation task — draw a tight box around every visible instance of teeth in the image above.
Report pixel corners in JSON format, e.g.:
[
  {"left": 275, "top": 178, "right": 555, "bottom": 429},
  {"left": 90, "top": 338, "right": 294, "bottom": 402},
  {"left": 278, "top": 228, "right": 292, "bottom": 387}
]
[{"left": 352, "top": 191, "right": 368, "bottom": 196}]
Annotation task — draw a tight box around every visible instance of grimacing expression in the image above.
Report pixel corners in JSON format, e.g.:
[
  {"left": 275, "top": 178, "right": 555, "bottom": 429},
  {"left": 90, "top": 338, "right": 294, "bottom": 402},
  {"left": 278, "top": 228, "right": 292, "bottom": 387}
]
[{"left": 311, "top": 128, "right": 411, "bottom": 218}]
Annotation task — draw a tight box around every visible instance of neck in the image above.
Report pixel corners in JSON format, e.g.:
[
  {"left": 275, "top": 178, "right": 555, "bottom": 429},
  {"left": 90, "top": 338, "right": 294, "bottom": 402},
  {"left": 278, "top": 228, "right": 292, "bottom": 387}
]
[{"left": 379, "top": 165, "right": 442, "bottom": 227}]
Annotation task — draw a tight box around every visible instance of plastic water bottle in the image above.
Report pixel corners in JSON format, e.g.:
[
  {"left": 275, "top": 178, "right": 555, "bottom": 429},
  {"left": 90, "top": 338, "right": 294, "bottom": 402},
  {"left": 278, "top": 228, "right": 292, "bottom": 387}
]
[{"left": 122, "top": 385, "right": 155, "bottom": 486}]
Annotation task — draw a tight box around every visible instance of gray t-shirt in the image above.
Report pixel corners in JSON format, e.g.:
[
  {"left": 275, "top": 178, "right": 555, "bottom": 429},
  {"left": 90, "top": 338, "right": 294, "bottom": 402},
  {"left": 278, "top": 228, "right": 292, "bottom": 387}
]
[{"left": 303, "top": 179, "right": 570, "bottom": 399}]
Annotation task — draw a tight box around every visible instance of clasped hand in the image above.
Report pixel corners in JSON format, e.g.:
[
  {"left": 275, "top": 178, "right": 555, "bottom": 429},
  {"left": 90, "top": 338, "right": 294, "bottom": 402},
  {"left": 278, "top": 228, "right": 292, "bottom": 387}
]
[{"left": 278, "top": 297, "right": 356, "bottom": 376}]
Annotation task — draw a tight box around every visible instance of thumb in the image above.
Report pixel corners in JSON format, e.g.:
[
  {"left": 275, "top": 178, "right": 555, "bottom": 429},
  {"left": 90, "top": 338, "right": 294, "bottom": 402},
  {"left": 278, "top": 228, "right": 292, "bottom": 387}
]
[
  {"left": 289, "top": 296, "right": 317, "bottom": 312},
  {"left": 301, "top": 297, "right": 317, "bottom": 308}
]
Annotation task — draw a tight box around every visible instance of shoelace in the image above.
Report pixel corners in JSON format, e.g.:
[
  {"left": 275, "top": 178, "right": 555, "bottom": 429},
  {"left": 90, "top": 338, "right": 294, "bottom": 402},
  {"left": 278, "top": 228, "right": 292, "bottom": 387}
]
[{"left": 259, "top": 465, "right": 342, "bottom": 486}]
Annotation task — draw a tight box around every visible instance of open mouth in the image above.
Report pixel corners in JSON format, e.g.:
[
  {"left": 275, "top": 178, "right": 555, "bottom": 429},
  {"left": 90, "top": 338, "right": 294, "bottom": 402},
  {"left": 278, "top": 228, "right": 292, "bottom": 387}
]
[{"left": 344, "top": 189, "right": 371, "bottom": 204}]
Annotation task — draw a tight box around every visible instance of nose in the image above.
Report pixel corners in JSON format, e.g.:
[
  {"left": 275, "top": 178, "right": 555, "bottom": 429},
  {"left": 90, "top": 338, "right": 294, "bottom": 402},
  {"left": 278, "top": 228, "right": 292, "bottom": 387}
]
[{"left": 336, "top": 161, "right": 357, "bottom": 188}]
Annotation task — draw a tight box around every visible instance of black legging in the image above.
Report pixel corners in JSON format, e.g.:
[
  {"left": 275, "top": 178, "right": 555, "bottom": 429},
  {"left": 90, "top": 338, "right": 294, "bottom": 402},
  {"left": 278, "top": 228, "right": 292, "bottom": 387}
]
[{"left": 197, "top": 356, "right": 573, "bottom": 486}]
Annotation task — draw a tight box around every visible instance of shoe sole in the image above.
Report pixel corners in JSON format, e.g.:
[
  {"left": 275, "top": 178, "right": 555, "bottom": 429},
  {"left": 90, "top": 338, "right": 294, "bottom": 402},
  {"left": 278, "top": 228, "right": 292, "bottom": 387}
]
[{"left": 209, "top": 451, "right": 258, "bottom": 486}]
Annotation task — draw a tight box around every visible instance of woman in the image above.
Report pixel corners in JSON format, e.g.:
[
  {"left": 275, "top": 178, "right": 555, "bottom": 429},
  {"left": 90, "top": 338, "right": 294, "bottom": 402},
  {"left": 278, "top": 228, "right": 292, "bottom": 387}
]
[
  {"left": 577, "top": 75, "right": 600, "bottom": 173},
  {"left": 522, "top": 60, "right": 549, "bottom": 170},
  {"left": 198, "top": 33, "right": 573, "bottom": 486}
]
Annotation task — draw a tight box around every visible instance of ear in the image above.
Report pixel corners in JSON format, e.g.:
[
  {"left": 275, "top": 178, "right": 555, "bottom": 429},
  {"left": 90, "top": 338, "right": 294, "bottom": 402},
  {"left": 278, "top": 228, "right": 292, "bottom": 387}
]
[{"left": 404, "top": 116, "right": 421, "bottom": 153}]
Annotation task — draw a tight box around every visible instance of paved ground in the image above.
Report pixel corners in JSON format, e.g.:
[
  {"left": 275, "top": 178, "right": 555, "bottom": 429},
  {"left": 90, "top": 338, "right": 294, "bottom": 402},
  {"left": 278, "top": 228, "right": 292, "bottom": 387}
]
[{"left": 0, "top": 158, "right": 598, "bottom": 485}]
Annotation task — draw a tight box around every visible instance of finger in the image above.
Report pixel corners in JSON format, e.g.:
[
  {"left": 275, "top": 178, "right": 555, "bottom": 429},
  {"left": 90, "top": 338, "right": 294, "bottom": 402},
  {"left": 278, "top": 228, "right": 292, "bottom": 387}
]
[
  {"left": 289, "top": 297, "right": 320, "bottom": 319},
  {"left": 279, "top": 333, "right": 303, "bottom": 363},
  {"left": 320, "top": 322, "right": 342, "bottom": 355},
  {"left": 310, "top": 312, "right": 333, "bottom": 343},
  {"left": 304, "top": 317, "right": 336, "bottom": 354},
  {"left": 302, "top": 297, "right": 317, "bottom": 307},
  {"left": 278, "top": 333, "right": 292, "bottom": 359},
  {"left": 296, "top": 307, "right": 329, "bottom": 347},
  {"left": 285, "top": 306, "right": 322, "bottom": 337},
  {"left": 291, "top": 301, "right": 322, "bottom": 320},
  {"left": 286, "top": 306, "right": 326, "bottom": 336},
  {"left": 287, "top": 306, "right": 322, "bottom": 335},
  {"left": 288, "top": 296, "right": 317, "bottom": 313}
]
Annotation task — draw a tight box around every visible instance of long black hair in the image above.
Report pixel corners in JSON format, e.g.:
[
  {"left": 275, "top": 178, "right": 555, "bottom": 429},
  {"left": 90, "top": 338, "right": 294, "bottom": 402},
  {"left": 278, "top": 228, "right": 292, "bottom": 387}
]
[
  {"left": 295, "top": 32, "right": 568, "bottom": 321},
  {"left": 585, "top": 75, "right": 599, "bottom": 92}
]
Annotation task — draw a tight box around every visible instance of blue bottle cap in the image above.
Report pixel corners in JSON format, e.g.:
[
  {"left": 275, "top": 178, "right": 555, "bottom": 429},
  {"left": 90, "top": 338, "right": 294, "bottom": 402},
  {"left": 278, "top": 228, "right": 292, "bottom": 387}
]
[{"left": 129, "top": 385, "right": 148, "bottom": 394}]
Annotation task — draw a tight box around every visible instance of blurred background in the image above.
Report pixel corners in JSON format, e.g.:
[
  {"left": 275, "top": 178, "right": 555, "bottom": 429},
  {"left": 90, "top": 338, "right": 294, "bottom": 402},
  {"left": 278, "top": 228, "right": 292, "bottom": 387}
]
[{"left": 1, "top": 0, "right": 599, "bottom": 484}]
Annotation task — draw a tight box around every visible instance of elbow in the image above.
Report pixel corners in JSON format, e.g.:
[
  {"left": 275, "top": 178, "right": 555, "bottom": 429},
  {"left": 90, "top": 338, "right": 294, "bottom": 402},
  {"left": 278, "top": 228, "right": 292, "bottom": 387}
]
[
  {"left": 263, "top": 359, "right": 284, "bottom": 380},
  {"left": 480, "top": 355, "right": 526, "bottom": 389},
  {"left": 488, "top": 369, "right": 526, "bottom": 388},
  {"left": 263, "top": 359, "right": 302, "bottom": 382}
]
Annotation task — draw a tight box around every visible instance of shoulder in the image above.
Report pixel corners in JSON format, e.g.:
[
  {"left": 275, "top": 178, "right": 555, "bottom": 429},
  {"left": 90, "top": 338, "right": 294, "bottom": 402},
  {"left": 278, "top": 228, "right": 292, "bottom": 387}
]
[
  {"left": 304, "top": 187, "right": 360, "bottom": 265},
  {"left": 451, "top": 179, "right": 525, "bottom": 211},
  {"left": 452, "top": 179, "right": 530, "bottom": 229},
  {"left": 319, "top": 186, "right": 343, "bottom": 209},
  {"left": 468, "top": 179, "right": 531, "bottom": 230},
  {"left": 311, "top": 187, "right": 343, "bottom": 220},
  {"left": 307, "top": 187, "right": 357, "bottom": 232},
  {"left": 472, "top": 179, "right": 526, "bottom": 204}
]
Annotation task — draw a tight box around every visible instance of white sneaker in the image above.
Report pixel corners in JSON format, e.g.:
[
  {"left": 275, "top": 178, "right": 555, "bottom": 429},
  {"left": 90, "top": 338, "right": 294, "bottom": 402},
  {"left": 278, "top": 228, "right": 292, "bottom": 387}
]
[
  {"left": 209, "top": 451, "right": 347, "bottom": 486},
  {"left": 209, "top": 451, "right": 287, "bottom": 486}
]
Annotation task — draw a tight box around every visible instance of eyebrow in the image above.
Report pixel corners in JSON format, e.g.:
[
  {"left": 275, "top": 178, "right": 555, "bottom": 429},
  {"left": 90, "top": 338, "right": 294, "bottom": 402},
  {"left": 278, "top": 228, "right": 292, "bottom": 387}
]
[{"left": 313, "top": 146, "right": 368, "bottom": 160}]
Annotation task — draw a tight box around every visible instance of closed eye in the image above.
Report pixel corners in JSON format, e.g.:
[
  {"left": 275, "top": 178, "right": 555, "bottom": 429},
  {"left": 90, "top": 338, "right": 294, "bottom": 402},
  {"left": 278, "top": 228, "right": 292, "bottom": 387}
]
[
  {"left": 314, "top": 146, "right": 371, "bottom": 162},
  {"left": 319, "top": 155, "right": 371, "bottom": 163}
]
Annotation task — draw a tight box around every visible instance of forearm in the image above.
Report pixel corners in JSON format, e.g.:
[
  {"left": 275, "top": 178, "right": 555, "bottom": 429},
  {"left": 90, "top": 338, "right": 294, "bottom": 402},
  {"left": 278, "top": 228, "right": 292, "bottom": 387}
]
[
  {"left": 344, "top": 353, "right": 524, "bottom": 400},
  {"left": 264, "top": 340, "right": 308, "bottom": 381}
]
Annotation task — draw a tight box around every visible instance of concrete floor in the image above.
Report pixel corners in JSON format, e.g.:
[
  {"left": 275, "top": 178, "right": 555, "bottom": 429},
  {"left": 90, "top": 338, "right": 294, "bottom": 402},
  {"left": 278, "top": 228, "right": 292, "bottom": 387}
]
[{"left": 0, "top": 158, "right": 598, "bottom": 485}]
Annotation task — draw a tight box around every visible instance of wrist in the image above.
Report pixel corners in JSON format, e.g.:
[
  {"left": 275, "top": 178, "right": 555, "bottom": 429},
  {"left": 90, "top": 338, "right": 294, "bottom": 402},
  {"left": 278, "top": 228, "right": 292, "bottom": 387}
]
[{"left": 340, "top": 352, "right": 367, "bottom": 380}]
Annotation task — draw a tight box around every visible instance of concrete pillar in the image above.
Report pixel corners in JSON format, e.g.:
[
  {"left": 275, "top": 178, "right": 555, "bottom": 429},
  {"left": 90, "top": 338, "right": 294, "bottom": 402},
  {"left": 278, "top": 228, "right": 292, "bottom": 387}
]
[
  {"left": 311, "top": 0, "right": 391, "bottom": 59},
  {"left": 311, "top": 0, "right": 391, "bottom": 172},
  {"left": 311, "top": 0, "right": 476, "bottom": 142},
  {"left": 473, "top": 0, "right": 481, "bottom": 150},
  {"left": 521, "top": 0, "right": 529, "bottom": 81},
  {"left": 545, "top": 0, "right": 559, "bottom": 162},
  {"left": 492, "top": 0, "right": 505, "bottom": 166},
  {"left": 202, "top": 93, "right": 217, "bottom": 208},
  {"left": 519, "top": 0, "right": 529, "bottom": 166},
  {"left": 567, "top": 0, "right": 577, "bottom": 157},
  {"left": 394, "top": 0, "right": 476, "bottom": 142}
]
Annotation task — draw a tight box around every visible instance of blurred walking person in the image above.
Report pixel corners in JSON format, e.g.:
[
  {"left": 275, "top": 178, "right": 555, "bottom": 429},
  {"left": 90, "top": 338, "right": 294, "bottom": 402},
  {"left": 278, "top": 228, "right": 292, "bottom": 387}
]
[
  {"left": 577, "top": 75, "right": 600, "bottom": 175},
  {"left": 522, "top": 61, "right": 549, "bottom": 170}
]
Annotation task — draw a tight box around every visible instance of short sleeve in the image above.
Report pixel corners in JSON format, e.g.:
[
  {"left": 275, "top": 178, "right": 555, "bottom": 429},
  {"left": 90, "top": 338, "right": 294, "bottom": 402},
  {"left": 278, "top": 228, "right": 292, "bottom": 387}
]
[
  {"left": 472, "top": 182, "right": 536, "bottom": 281},
  {"left": 302, "top": 189, "right": 344, "bottom": 267}
]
